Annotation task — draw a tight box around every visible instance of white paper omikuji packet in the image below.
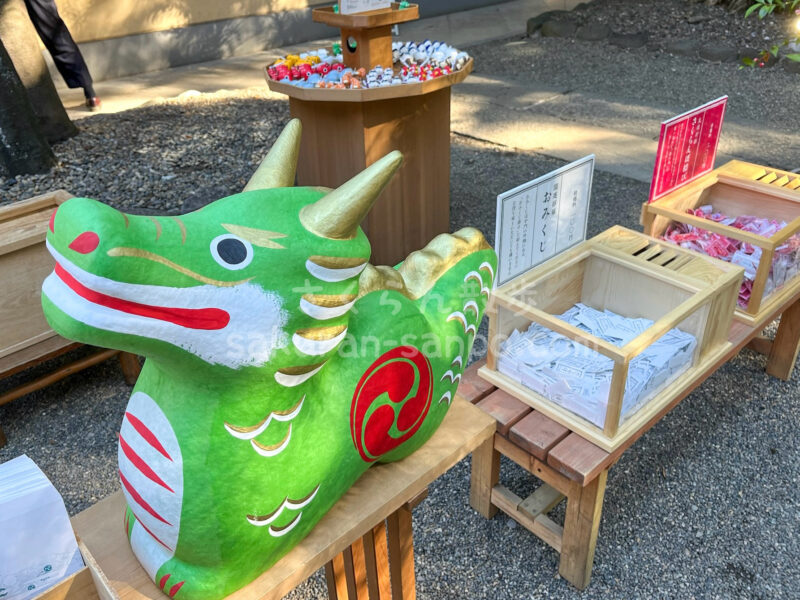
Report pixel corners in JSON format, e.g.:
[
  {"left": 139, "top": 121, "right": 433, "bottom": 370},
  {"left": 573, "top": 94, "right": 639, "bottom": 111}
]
[
  {"left": 0, "top": 455, "right": 84, "bottom": 600},
  {"left": 497, "top": 304, "right": 697, "bottom": 428}
]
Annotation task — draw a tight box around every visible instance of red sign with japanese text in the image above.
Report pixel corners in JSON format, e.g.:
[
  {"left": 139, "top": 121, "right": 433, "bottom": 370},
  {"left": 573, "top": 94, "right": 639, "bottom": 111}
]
[{"left": 648, "top": 96, "right": 728, "bottom": 203}]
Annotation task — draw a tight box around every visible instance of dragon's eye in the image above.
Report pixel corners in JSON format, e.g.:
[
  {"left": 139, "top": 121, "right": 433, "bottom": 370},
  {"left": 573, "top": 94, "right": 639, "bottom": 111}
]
[{"left": 210, "top": 234, "right": 253, "bottom": 270}]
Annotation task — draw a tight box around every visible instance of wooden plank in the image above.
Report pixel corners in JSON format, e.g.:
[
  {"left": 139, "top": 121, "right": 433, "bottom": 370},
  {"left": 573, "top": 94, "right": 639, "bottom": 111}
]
[
  {"left": 328, "top": 554, "right": 349, "bottom": 600},
  {"left": 518, "top": 484, "right": 565, "bottom": 520},
  {"left": 386, "top": 505, "right": 415, "bottom": 600},
  {"left": 72, "top": 398, "right": 494, "bottom": 600},
  {"left": 547, "top": 434, "right": 610, "bottom": 487},
  {"left": 469, "top": 436, "right": 500, "bottom": 519},
  {"left": 325, "top": 561, "right": 341, "bottom": 600},
  {"left": 0, "top": 338, "right": 78, "bottom": 377},
  {"left": 0, "top": 349, "right": 119, "bottom": 407},
  {"left": 116, "top": 352, "right": 142, "bottom": 385},
  {"left": 456, "top": 359, "right": 494, "bottom": 404},
  {"left": 32, "top": 567, "right": 101, "bottom": 600},
  {"left": 508, "top": 410, "right": 569, "bottom": 462},
  {"left": 77, "top": 539, "right": 117, "bottom": 600},
  {"left": 602, "top": 360, "right": 629, "bottom": 437},
  {"left": 493, "top": 434, "right": 572, "bottom": 497},
  {"left": 362, "top": 521, "right": 391, "bottom": 600},
  {"left": 312, "top": 3, "right": 419, "bottom": 30},
  {"left": 558, "top": 472, "right": 608, "bottom": 590},
  {"left": 266, "top": 59, "right": 472, "bottom": 104},
  {"left": 343, "top": 539, "right": 369, "bottom": 600},
  {"left": 766, "top": 299, "right": 800, "bottom": 380},
  {"left": 490, "top": 485, "right": 563, "bottom": 553},
  {"left": 405, "top": 488, "right": 428, "bottom": 511},
  {"left": 476, "top": 389, "right": 531, "bottom": 435},
  {"left": 746, "top": 335, "right": 773, "bottom": 356}
]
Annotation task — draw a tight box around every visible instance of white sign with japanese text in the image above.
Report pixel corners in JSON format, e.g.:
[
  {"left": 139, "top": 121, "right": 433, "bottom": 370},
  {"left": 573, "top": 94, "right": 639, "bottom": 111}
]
[
  {"left": 495, "top": 155, "right": 594, "bottom": 287},
  {"left": 339, "top": 0, "right": 391, "bottom": 14}
]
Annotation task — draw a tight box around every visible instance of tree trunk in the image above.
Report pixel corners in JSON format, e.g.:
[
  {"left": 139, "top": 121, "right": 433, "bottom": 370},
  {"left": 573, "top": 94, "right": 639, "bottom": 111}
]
[
  {"left": 0, "top": 38, "right": 57, "bottom": 176},
  {"left": 0, "top": 0, "right": 77, "bottom": 143}
]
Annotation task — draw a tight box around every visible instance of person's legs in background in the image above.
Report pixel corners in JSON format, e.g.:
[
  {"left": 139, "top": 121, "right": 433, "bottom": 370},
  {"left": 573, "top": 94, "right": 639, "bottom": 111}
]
[{"left": 23, "top": 0, "right": 100, "bottom": 110}]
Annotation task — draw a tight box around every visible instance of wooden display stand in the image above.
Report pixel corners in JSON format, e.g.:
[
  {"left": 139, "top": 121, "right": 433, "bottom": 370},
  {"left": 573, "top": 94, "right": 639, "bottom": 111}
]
[
  {"left": 463, "top": 247, "right": 800, "bottom": 591},
  {"left": 642, "top": 160, "right": 800, "bottom": 325},
  {"left": 266, "top": 3, "right": 473, "bottom": 266},
  {"left": 481, "top": 227, "right": 743, "bottom": 452},
  {"left": 71, "top": 398, "right": 494, "bottom": 600},
  {"left": 0, "top": 191, "right": 141, "bottom": 447}
]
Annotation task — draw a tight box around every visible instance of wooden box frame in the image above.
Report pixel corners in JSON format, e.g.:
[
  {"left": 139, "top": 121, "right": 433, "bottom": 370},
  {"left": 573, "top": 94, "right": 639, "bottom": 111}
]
[
  {"left": 31, "top": 538, "right": 115, "bottom": 600},
  {"left": 0, "top": 190, "right": 73, "bottom": 371},
  {"left": 480, "top": 226, "right": 743, "bottom": 451},
  {"left": 642, "top": 160, "right": 800, "bottom": 325}
]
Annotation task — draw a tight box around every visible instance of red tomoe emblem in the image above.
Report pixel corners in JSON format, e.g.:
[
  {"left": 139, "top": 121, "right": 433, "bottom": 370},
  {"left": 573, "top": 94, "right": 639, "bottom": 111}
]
[{"left": 350, "top": 346, "right": 433, "bottom": 463}]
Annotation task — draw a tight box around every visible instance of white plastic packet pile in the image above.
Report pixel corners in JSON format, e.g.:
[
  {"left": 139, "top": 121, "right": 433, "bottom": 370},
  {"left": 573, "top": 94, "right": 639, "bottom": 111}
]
[{"left": 0, "top": 455, "right": 84, "bottom": 600}]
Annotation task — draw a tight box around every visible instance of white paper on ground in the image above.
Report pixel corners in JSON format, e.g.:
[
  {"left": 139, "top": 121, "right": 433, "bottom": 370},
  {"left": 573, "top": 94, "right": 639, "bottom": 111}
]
[{"left": 0, "top": 455, "right": 84, "bottom": 600}]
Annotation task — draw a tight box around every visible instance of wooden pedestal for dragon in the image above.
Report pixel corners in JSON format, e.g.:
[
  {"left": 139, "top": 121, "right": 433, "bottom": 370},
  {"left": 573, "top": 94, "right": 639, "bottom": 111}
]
[{"left": 40, "top": 120, "right": 497, "bottom": 600}]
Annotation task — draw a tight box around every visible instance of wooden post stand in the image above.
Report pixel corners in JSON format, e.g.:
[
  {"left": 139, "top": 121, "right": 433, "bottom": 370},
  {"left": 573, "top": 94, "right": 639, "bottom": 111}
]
[
  {"left": 313, "top": 3, "right": 419, "bottom": 71},
  {"left": 266, "top": 3, "right": 472, "bottom": 266}
]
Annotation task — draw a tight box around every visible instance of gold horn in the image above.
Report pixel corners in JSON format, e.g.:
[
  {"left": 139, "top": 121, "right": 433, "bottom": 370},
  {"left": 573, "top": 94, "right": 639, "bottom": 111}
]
[
  {"left": 299, "top": 151, "right": 403, "bottom": 239},
  {"left": 243, "top": 119, "right": 302, "bottom": 191}
]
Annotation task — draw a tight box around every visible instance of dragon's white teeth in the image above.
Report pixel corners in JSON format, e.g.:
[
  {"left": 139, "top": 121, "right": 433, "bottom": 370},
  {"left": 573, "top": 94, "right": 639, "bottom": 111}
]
[
  {"left": 247, "top": 484, "right": 321, "bottom": 530},
  {"left": 451, "top": 355, "right": 463, "bottom": 368},
  {"left": 306, "top": 259, "right": 366, "bottom": 283},
  {"left": 464, "top": 300, "right": 479, "bottom": 318},
  {"left": 268, "top": 514, "right": 302, "bottom": 537},
  {"left": 479, "top": 261, "right": 494, "bottom": 282},
  {"left": 250, "top": 425, "right": 292, "bottom": 458},
  {"left": 440, "top": 370, "right": 462, "bottom": 384},
  {"left": 292, "top": 328, "right": 348, "bottom": 356},
  {"left": 274, "top": 363, "right": 326, "bottom": 387},
  {"left": 439, "top": 391, "right": 452, "bottom": 405},
  {"left": 464, "top": 270, "right": 483, "bottom": 287},
  {"left": 300, "top": 297, "right": 355, "bottom": 320},
  {"left": 224, "top": 396, "right": 304, "bottom": 440}
]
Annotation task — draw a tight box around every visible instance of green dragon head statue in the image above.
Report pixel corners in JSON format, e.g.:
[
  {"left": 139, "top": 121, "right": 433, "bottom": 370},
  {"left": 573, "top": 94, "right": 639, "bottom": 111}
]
[{"left": 42, "top": 119, "right": 497, "bottom": 599}]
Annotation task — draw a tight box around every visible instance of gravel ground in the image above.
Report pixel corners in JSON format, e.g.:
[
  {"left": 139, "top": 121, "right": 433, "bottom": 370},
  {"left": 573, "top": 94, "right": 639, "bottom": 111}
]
[
  {"left": 1, "top": 2, "right": 799, "bottom": 597},
  {"left": 467, "top": 1, "right": 800, "bottom": 171},
  {"left": 562, "top": 0, "right": 796, "bottom": 52}
]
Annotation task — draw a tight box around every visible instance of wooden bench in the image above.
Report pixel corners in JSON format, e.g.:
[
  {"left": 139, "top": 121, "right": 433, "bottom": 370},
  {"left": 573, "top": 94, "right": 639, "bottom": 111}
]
[
  {"left": 462, "top": 293, "right": 800, "bottom": 590},
  {"left": 70, "top": 398, "right": 495, "bottom": 600}
]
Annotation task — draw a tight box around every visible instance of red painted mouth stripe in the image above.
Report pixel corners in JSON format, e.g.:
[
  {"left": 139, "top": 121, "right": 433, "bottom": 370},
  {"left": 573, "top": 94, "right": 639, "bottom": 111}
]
[
  {"left": 119, "top": 470, "right": 173, "bottom": 526},
  {"left": 119, "top": 433, "right": 175, "bottom": 493},
  {"left": 125, "top": 412, "right": 173, "bottom": 461},
  {"left": 54, "top": 262, "right": 230, "bottom": 330}
]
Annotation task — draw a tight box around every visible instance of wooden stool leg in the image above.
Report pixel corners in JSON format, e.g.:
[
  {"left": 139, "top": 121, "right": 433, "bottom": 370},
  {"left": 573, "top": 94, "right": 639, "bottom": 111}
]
[
  {"left": 558, "top": 470, "right": 608, "bottom": 590},
  {"left": 469, "top": 436, "right": 500, "bottom": 518},
  {"left": 766, "top": 299, "right": 800, "bottom": 380},
  {"left": 326, "top": 553, "right": 350, "bottom": 600},
  {"left": 362, "top": 521, "right": 391, "bottom": 600},
  {"left": 386, "top": 505, "right": 415, "bottom": 600},
  {"left": 117, "top": 352, "right": 142, "bottom": 385},
  {"left": 0, "top": 425, "right": 7, "bottom": 449},
  {"left": 343, "top": 540, "right": 369, "bottom": 599}
]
